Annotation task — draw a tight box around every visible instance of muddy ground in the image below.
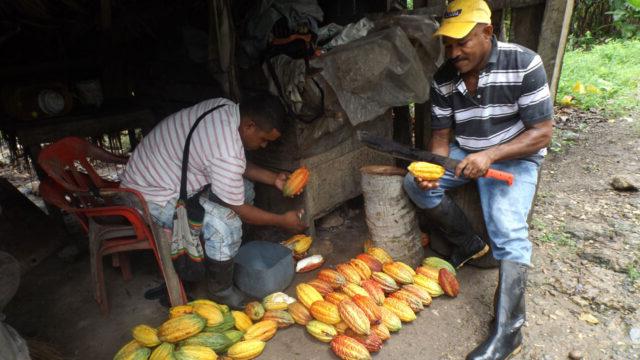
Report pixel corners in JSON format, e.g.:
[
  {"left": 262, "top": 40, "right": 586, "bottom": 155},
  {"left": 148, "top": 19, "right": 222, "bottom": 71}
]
[{"left": 2, "top": 106, "right": 640, "bottom": 359}]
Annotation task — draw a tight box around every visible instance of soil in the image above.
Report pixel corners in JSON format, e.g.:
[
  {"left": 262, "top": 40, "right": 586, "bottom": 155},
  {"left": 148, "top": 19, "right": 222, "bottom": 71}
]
[{"left": 2, "top": 106, "right": 639, "bottom": 359}]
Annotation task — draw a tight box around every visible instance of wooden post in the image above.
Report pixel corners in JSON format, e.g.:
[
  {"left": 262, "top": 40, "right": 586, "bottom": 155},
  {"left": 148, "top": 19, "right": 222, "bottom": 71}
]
[
  {"left": 537, "top": 0, "right": 575, "bottom": 99},
  {"left": 510, "top": 4, "right": 546, "bottom": 50},
  {"left": 361, "top": 166, "right": 424, "bottom": 267}
]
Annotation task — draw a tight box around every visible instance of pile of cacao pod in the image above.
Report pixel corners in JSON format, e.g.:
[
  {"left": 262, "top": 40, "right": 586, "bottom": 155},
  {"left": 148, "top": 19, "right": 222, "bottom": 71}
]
[{"left": 292, "top": 246, "right": 461, "bottom": 360}]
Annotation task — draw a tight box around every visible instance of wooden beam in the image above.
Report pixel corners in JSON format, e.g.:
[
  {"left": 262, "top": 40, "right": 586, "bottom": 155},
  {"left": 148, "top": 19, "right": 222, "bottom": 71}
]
[
  {"left": 489, "top": 0, "right": 545, "bottom": 10},
  {"left": 510, "top": 4, "right": 546, "bottom": 50},
  {"left": 537, "top": 0, "right": 575, "bottom": 100}
]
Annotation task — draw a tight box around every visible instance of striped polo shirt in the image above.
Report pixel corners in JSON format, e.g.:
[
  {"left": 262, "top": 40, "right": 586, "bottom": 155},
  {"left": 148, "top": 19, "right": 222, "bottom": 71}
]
[
  {"left": 120, "top": 98, "right": 247, "bottom": 206},
  {"left": 431, "top": 36, "right": 553, "bottom": 160}
]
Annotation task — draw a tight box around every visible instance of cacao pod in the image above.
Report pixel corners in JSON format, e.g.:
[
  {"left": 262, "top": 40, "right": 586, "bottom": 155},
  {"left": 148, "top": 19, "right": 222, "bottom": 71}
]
[
  {"left": 438, "top": 268, "right": 460, "bottom": 297},
  {"left": 355, "top": 254, "right": 383, "bottom": 273},
  {"left": 262, "top": 309, "right": 295, "bottom": 328},
  {"left": 379, "top": 306, "right": 402, "bottom": 332},
  {"left": 394, "top": 261, "right": 416, "bottom": 276},
  {"left": 113, "top": 340, "right": 142, "bottom": 360},
  {"left": 349, "top": 259, "right": 372, "bottom": 280},
  {"left": 382, "top": 262, "right": 414, "bottom": 285},
  {"left": 204, "top": 311, "right": 235, "bottom": 333},
  {"left": 305, "top": 320, "right": 337, "bottom": 342},
  {"left": 157, "top": 314, "right": 206, "bottom": 343},
  {"left": 262, "top": 292, "right": 294, "bottom": 311},
  {"left": 383, "top": 298, "right": 416, "bottom": 322},
  {"left": 402, "top": 284, "right": 433, "bottom": 306},
  {"left": 310, "top": 300, "right": 342, "bottom": 325},
  {"left": 226, "top": 339, "right": 266, "bottom": 360},
  {"left": 244, "top": 302, "right": 265, "bottom": 321},
  {"left": 281, "top": 234, "right": 312, "bottom": 255},
  {"left": 169, "top": 305, "right": 194, "bottom": 319},
  {"left": 389, "top": 289, "right": 424, "bottom": 312},
  {"left": 193, "top": 303, "right": 224, "bottom": 327},
  {"left": 360, "top": 280, "right": 385, "bottom": 306},
  {"left": 371, "top": 272, "right": 399, "bottom": 293},
  {"left": 341, "top": 283, "right": 370, "bottom": 299},
  {"left": 330, "top": 335, "right": 372, "bottom": 360},
  {"left": 181, "top": 332, "right": 233, "bottom": 353},
  {"left": 407, "top": 161, "right": 445, "bottom": 181},
  {"left": 189, "top": 299, "right": 225, "bottom": 312},
  {"left": 336, "top": 263, "right": 362, "bottom": 285},
  {"left": 413, "top": 274, "right": 444, "bottom": 297},
  {"left": 132, "top": 324, "right": 161, "bottom": 347},
  {"left": 366, "top": 247, "right": 393, "bottom": 264},
  {"left": 149, "top": 342, "right": 174, "bottom": 360},
  {"left": 296, "top": 283, "right": 323, "bottom": 309},
  {"left": 173, "top": 345, "right": 217, "bottom": 360},
  {"left": 318, "top": 269, "right": 347, "bottom": 288},
  {"left": 242, "top": 320, "right": 278, "bottom": 342},
  {"left": 296, "top": 254, "right": 324, "bottom": 273},
  {"left": 282, "top": 166, "right": 309, "bottom": 198},
  {"left": 307, "top": 278, "right": 334, "bottom": 296},
  {"left": 324, "top": 291, "right": 350, "bottom": 306},
  {"left": 334, "top": 321, "right": 349, "bottom": 334},
  {"left": 288, "top": 301, "right": 312, "bottom": 325},
  {"left": 338, "top": 300, "right": 370, "bottom": 335},
  {"left": 371, "top": 324, "right": 391, "bottom": 342},
  {"left": 224, "top": 330, "right": 244, "bottom": 345},
  {"left": 231, "top": 311, "right": 253, "bottom": 332},
  {"left": 351, "top": 294, "right": 381, "bottom": 325},
  {"left": 422, "top": 257, "right": 457, "bottom": 275},
  {"left": 415, "top": 266, "right": 440, "bottom": 281},
  {"left": 344, "top": 329, "right": 383, "bottom": 353}
]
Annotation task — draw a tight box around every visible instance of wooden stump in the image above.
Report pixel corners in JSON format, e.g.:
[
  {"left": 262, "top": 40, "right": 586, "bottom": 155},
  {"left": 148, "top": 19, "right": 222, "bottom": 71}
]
[{"left": 360, "top": 165, "right": 424, "bottom": 267}]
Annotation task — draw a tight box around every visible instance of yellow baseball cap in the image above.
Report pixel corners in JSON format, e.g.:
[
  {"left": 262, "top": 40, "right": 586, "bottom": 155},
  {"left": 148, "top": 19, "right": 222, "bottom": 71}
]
[{"left": 434, "top": 0, "right": 492, "bottom": 39}]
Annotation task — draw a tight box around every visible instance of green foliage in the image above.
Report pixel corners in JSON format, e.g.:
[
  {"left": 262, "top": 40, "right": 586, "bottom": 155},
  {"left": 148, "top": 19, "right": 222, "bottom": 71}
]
[
  {"left": 539, "top": 231, "right": 576, "bottom": 247},
  {"left": 557, "top": 39, "right": 640, "bottom": 116},
  {"left": 570, "top": 0, "right": 640, "bottom": 46},
  {"left": 607, "top": 0, "right": 640, "bottom": 39},
  {"left": 628, "top": 265, "right": 640, "bottom": 282}
]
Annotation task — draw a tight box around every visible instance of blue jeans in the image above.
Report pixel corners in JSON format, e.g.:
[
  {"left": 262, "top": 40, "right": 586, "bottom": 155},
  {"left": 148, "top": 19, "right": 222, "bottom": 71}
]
[
  {"left": 403, "top": 144, "right": 540, "bottom": 265},
  {"left": 147, "top": 180, "right": 255, "bottom": 261}
]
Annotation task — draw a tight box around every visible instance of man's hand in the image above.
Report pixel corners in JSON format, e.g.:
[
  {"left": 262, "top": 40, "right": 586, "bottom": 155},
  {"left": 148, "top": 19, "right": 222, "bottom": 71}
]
[
  {"left": 455, "top": 150, "right": 494, "bottom": 179},
  {"left": 274, "top": 172, "right": 289, "bottom": 192},
  {"left": 415, "top": 177, "right": 440, "bottom": 190},
  {"left": 280, "top": 209, "right": 307, "bottom": 233}
]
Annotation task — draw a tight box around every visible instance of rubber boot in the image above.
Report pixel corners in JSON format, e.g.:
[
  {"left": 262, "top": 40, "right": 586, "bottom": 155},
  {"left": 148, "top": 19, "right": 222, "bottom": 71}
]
[
  {"left": 466, "top": 260, "right": 528, "bottom": 360},
  {"left": 423, "top": 195, "right": 489, "bottom": 268},
  {"left": 206, "top": 258, "right": 248, "bottom": 310}
]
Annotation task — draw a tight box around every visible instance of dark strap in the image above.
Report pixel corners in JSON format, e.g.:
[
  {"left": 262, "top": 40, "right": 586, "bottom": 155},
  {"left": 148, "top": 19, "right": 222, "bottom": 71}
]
[{"left": 179, "top": 104, "right": 227, "bottom": 201}]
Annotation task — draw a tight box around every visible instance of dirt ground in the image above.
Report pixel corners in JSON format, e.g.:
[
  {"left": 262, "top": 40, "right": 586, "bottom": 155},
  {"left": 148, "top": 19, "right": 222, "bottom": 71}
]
[{"left": 3, "top": 106, "right": 640, "bottom": 359}]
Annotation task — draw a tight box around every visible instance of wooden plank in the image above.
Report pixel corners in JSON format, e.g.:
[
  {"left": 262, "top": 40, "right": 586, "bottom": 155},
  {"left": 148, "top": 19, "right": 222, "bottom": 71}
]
[
  {"left": 489, "top": 0, "right": 545, "bottom": 10},
  {"left": 415, "top": 101, "right": 430, "bottom": 150},
  {"left": 510, "top": 4, "right": 546, "bottom": 51},
  {"left": 537, "top": 0, "right": 575, "bottom": 99}
]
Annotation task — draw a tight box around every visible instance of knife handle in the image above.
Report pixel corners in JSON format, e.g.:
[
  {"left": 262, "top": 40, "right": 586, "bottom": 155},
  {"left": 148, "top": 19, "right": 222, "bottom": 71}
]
[{"left": 484, "top": 168, "right": 514, "bottom": 186}]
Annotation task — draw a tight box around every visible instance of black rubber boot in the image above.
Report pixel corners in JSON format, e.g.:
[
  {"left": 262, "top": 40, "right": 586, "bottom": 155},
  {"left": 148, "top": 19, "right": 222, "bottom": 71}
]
[
  {"left": 467, "top": 260, "right": 528, "bottom": 360},
  {"left": 423, "top": 195, "right": 489, "bottom": 268},
  {"left": 206, "top": 258, "right": 248, "bottom": 310}
]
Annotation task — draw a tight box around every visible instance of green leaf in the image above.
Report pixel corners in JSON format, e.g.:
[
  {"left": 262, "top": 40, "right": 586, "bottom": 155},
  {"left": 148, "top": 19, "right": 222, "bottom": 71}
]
[{"left": 628, "top": 0, "right": 640, "bottom": 10}]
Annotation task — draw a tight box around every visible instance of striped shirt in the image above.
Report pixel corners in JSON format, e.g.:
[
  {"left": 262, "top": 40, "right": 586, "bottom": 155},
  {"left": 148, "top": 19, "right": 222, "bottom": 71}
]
[
  {"left": 431, "top": 36, "right": 553, "bottom": 160},
  {"left": 120, "top": 98, "right": 246, "bottom": 206}
]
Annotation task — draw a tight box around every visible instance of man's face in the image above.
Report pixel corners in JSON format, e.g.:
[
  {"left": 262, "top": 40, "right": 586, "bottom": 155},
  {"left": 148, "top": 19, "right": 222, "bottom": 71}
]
[
  {"left": 240, "top": 119, "right": 281, "bottom": 150},
  {"left": 443, "top": 24, "right": 493, "bottom": 74}
]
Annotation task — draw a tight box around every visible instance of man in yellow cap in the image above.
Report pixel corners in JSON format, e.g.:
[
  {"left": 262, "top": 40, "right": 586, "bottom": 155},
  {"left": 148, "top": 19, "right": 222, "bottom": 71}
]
[{"left": 403, "top": 0, "right": 554, "bottom": 359}]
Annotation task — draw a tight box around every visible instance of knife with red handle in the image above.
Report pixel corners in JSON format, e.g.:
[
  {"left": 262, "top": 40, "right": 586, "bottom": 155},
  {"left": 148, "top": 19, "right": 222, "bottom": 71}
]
[{"left": 357, "top": 131, "right": 514, "bottom": 186}]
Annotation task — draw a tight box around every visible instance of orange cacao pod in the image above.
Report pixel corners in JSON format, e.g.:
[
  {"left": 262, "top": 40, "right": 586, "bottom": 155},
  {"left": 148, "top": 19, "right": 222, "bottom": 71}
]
[
  {"left": 382, "top": 262, "right": 414, "bottom": 285},
  {"left": 335, "top": 321, "right": 349, "bottom": 334},
  {"left": 366, "top": 247, "right": 393, "bottom": 264},
  {"left": 349, "top": 259, "right": 372, "bottom": 280},
  {"left": 438, "top": 268, "right": 460, "bottom": 297},
  {"left": 383, "top": 298, "right": 416, "bottom": 322},
  {"left": 324, "top": 291, "right": 351, "bottom": 306},
  {"left": 416, "top": 266, "right": 440, "bottom": 281},
  {"left": 355, "top": 254, "right": 383, "bottom": 273},
  {"left": 243, "top": 320, "right": 278, "bottom": 342},
  {"left": 371, "top": 271, "right": 399, "bottom": 293},
  {"left": 308, "top": 278, "right": 334, "bottom": 296},
  {"left": 288, "top": 302, "right": 312, "bottom": 325},
  {"left": 330, "top": 334, "right": 372, "bottom": 360},
  {"left": 351, "top": 294, "right": 381, "bottom": 325},
  {"left": 402, "top": 284, "right": 433, "bottom": 306},
  {"left": 282, "top": 166, "right": 309, "bottom": 197},
  {"left": 379, "top": 306, "right": 402, "bottom": 332},
  {"left": 394, "top": 261, "right": 416, "bottom": 276},
  {"left": 263, "top": 309, "right": 295, "bottom": 328},
  {"left": 338, "top": 300, "right": 370, "bottom": 335},
  {"left": 360, "top": 280, "right": 385, "bottom": 306},
  {"left": 336, "top": 263, "right": 362, "bottom": 285},
  {"left": 389, "top": 289, "right": 424, "bottom": 312},
  {"left": 310, "top": 300, "right": 342, "bottom": 325},
  {"left": 344, "top": 329, "right": 383, "bottom": 353},
  {"left": 318, "top": 269, "right": 347, "bottom": 289},
  {"left": 371, "top": 323, "right": 391, "bottom": 341}
]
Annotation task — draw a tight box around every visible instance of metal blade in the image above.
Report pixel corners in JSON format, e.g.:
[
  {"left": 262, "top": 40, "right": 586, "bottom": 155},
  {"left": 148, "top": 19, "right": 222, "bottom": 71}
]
[{"left": 357, "top": 131, "right": 460, "bottom": 171}]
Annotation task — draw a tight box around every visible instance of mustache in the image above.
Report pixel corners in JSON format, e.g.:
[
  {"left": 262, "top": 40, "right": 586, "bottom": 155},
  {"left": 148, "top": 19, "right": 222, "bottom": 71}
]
[{"left": 451, "top": 56, "right": 467, "bottom": 64}]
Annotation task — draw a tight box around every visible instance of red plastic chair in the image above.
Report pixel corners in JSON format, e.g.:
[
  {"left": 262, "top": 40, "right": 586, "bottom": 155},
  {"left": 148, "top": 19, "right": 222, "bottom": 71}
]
[{"left": 38, "top": 137, "right": 187, "bottom": 314}]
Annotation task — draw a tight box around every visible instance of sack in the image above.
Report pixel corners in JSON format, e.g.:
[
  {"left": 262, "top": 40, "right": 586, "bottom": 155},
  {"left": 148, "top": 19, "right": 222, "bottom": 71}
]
[{"left": 169, "top": 104, "right": 226, "bottom": 282}]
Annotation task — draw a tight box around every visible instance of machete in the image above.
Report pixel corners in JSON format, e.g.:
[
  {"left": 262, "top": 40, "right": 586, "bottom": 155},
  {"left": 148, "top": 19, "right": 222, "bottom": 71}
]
[{"left": 357, "top": 131, "right": 514, "bottom": 186}]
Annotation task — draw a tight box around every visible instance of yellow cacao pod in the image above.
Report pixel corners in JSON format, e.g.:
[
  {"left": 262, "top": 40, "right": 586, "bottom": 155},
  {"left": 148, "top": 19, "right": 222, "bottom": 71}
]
[
  {"left": 244, "top": 302, "right": 265, "bottom": 321},
  {"left": 382, "top": 262, "right": 414, "bottom": 285},
  {"left": 335, "top": 321, "right": 349, "bottom": 334},
  {"left": 422, "top": 256, "right": 457, "bottom": 275},
  {"left": 366, "top": 247, "right": 393, "bottom": 264},
  {"left": 336, "top": 263, "right": 362, "bottom": 285},
  {"left": 226, "top": 339, "right": 266, "bottom": 360},
  {"left": 360, "top": 280, "right": 385, "bottom": 306},
  {"left": 324, "top": 291, "right": 350, "bottom": 306},
  {"left": 372, "top": 324, "right": 391, "bottom": 342},
  {"left": 169, "top": 305, "right": 194, "bottom": 319},
  {"left": 341, "top": 283, "right": 370, "bottom": 299},
  {"left": 407, "top": 161, "right": 445, "bottom": 180},
  {"left": 132, "top": 324, "right": 161, "bottom": 347},
  {"left": 262, "top": 309, "right": 295, "bottom": 328},
  {"left": 415, "top": 266, "right": 441, "bottom": 281},
  {"left": 379, "top": 306, "right": 402, "bottom": 332},
  {"left": 349, "top": 259, "right": 372, "bottom": 280},
  {"left": 173, "top": 345, "right": 217, "bottom": 360},
  {"left": 306, "top": 320, "right": 338, "bottom": 342},
  {"left": 193, "top": 303, "right": 224, "bottom": 327},
  {"left": 262, "top": 292, "right": 293, "bottom": 311},
  {"left": 351, "top": 294, "right": 381, "bottom": 325},
  {"left": 338, "top": 300, "right": 370, "bottom": 335},
  {"left": 231, "top": 311, "right": 253, "bottom": 332},
  {"left": 413, "top": 274, "right": 445, "bottom": 297},
  {"left": 371, "top": 272, "right": 399, "bottom": 293},
  {"left": 189, "top": 299, "right": 226, "bottom": 313},
  {"left": 402, "top": 284, "right": 433, "bottom": 306},
  {"left": 149, "top": 342, "right": 175, "bottom": 360},
  {"left": 157, "top": 314, "right": 206, "bottom": 343},
  {"left": 307, "top": 279, "right": 334, "bottom": 296},
  {"left": 296, "top": 283, "right": 323, "bottom": 309},
  {"left": 318, "top": 269, "right": 347, "bottom": 289},
  {"left": 280, "top": 234, "right": 312, "bottom": 255},
  {"left": 383, "top": 297, "right": 416, "bottom": 322},
  {"left": 282, "top": 166, "right": 310, "bottom": 198},
  {"left": 243, "top": 320, "right": 277, "bottom": 342},
  {"left": 288, "top": 301, "right": 313, "bottom": 325},
  {"left": 330, "top": 334, "right": 372, "bottom": 360},
  {"left": 113, "top": 340, "right": 143, "bottom": 360},
  {"left": 389, "top": 289, "right": 424, "bottom": 313},
  {"left": 394, "top": 261, "right": 416, "bottom": 276},
  {"left": 310, "top": 300, "right": 342, "bottom": 325}
]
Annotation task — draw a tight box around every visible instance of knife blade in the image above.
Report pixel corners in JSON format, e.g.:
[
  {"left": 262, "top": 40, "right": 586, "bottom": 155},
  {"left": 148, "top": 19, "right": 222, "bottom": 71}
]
[{"left": 357, "top": 131, "right": 514, "bottom": 186}]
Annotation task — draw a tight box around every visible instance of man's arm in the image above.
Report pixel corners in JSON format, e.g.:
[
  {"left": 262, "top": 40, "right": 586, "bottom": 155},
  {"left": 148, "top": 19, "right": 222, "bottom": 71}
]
[
  {"left": 455, "top": 119, "right": 554, "bottom": 179},
  {"left": 243, "top": 162, "right": 288, "bottom": 191},
  {"left": 227, "top": 203, "right": 306, "bottom": 233}
]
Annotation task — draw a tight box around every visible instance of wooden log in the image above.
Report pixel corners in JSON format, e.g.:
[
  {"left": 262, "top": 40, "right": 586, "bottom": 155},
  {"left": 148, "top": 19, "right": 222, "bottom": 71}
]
[
  {"left": 510, "top": 4, "right": 546, "bottom": 51},
  {"left": 360, "top": 165, "right": 424, "bottom": 267},
  {"left": 537, "top": 0, "right": 575, "bottom": 99}
]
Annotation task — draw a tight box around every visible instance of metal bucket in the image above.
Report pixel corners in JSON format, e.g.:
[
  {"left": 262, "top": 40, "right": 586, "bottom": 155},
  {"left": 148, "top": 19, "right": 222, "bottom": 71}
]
[{"left": 233, "top": 241, "right": 295, "bottom": 299}]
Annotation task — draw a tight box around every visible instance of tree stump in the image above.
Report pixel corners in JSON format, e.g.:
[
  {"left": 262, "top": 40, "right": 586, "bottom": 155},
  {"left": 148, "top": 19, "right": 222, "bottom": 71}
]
[{"left": 360, "top": 165, "right": 424, "bottom": 267}]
